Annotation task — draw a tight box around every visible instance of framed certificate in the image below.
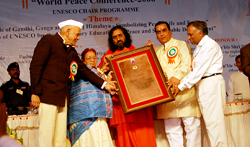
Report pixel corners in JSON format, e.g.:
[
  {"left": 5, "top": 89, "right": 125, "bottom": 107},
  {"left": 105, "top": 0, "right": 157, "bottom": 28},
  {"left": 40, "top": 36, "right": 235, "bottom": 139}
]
[{"left": 108, "top": 45, "right": 174, "bottom": 114}]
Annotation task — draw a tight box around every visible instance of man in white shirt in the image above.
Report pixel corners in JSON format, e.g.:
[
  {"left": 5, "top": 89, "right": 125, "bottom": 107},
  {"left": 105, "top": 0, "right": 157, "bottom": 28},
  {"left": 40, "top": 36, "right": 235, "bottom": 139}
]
[
  {"left": 171, "top": 20, "right": 228, "bottom": 147},
  {"left": 227, "top": 55, "right": 250, "bottom": 102}
]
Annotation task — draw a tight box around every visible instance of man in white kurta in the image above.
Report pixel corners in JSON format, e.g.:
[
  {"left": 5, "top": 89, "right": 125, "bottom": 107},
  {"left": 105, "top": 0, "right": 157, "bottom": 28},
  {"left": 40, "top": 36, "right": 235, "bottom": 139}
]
[
  {"left": 146, "top": 21, "right": 201, "bottom": 147},
  {"left": 227, "top": 55, "right": 250, "bottom": 102},
  {"left": 174, "top": 21, "right": 228, "bottom": 147}
]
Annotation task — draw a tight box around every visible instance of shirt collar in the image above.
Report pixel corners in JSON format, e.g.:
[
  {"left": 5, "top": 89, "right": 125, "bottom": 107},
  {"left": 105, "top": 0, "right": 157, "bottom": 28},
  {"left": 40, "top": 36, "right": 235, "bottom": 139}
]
[
  {"left": 58, "top": 32, "right": 68, "bottom": 46},
  {"left": 9, "top": 78, "right": 20, "bottom": 85},
  {"left": 197, "top": 35, "right": 208, "bottom": 47},
  {"left": 239, "top": 70, "right": 244, "bottom": 75},
  {"left": 193, "top": 35, "right": 208, "bottom": 57}
]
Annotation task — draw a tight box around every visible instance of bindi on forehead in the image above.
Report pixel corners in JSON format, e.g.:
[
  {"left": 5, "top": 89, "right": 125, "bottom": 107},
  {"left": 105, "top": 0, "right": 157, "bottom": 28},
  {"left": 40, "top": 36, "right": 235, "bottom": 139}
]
[
  {"left": 156, "top": 26, "right": 166, "bottom": 32},
  {"left": 113, "top": 33, "right": 123, "bottom": 38},
  {"left": 112, "top": 33, "right": 119, "bottom": 37}
]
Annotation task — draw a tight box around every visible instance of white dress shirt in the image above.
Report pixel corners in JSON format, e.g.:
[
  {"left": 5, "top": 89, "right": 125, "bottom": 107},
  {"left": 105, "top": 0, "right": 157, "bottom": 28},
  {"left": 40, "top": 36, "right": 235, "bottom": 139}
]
[{"left": 178, "top": 35, "right": 223, "bottom": 91}]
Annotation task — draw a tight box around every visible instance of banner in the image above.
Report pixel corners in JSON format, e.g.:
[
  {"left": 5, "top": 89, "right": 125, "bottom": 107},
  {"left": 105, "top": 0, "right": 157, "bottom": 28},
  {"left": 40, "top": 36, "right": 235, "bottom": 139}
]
[{"left": 0, "top": 0, "right": 250, "bottom": 91}]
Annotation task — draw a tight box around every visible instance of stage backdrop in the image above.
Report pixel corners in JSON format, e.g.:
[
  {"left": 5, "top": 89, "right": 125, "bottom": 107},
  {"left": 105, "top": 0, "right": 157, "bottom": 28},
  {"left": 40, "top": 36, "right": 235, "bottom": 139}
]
[{"left": 0, "top": 0, "right": 250, "bottom": 92}]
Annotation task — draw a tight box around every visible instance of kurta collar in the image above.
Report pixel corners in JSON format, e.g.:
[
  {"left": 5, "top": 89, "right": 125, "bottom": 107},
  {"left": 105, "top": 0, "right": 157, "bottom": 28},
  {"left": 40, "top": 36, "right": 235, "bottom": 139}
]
[{"left": 163, "top": 37, "right": 173, "bottom": 50}]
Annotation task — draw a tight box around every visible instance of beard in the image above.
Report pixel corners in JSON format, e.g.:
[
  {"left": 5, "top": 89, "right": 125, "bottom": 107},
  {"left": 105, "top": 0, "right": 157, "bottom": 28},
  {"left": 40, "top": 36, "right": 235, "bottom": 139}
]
[{"left": 115, "top": 40, "right": 125, "bottom": 50}]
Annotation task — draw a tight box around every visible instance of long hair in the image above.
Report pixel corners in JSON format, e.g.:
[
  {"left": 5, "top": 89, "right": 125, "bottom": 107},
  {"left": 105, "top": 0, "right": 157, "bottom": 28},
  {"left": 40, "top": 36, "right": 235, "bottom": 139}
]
[{"left": 108, "top": 25, "right": 132, "bottom": 52}]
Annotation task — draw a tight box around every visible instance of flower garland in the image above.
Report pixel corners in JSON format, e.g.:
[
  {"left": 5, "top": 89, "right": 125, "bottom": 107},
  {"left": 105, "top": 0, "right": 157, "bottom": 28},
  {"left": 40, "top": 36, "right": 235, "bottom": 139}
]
[{"left": 6, "top": 124, "right": 23, "bottom": 145}]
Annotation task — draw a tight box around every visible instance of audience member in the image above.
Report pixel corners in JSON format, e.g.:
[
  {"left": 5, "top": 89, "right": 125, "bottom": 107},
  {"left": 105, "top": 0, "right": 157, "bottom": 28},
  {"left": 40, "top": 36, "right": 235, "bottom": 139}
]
[
  {"left": 145, "top": 21, "right": 201, "bottom": 147},
  {"left": 227, "top": 55, "right": 250, "bottom": 102},
  {"left": 0, "top": 62, "right": 30, "bottom": 115}
]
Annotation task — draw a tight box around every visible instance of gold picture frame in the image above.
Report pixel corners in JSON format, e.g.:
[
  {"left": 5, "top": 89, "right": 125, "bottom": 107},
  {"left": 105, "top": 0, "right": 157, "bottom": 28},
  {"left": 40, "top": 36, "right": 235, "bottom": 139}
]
[{"left": 108, "top": 45, "right": 174, "bottom": 114}]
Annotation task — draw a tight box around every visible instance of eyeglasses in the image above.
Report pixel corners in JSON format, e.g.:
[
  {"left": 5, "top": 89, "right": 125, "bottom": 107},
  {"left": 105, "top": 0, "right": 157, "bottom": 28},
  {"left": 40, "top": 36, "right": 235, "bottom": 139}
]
[
  {"left": 112, "top": 34, "right": 123, "bottom": 40},
  {"left": 85, "top": 56, "right": 97, "bottom": 60}
]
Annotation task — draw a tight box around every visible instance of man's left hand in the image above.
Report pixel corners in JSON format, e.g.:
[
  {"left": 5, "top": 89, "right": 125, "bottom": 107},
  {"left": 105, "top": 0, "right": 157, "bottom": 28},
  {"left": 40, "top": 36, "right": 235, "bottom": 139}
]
[
  {"left": 31, "top": 94, "right": 40, "bottom": 109},
  {"left": 172, "top": 85, "right": 180, "bottom": 97},
  {"left": 167, "top": 76, "right": 180, "bottom": 89}
]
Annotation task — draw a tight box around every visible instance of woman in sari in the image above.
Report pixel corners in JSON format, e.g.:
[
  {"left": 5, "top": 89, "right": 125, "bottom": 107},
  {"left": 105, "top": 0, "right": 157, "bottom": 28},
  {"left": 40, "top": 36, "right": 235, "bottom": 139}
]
[{"left": 67, "top": 48, "right": 114, "bottom": 147}]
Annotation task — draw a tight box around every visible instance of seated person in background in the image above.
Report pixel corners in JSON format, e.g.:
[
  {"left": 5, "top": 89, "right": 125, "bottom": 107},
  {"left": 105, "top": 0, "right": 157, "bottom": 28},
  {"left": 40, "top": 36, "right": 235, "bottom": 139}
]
[
  {"left": 67, "top": 48, "right": 114, "bottom": 147},
  {"left": 0, "top": 62, "right": 31, "bottom": 115},
  {"left": 0, "top": 90, "right": 23, "bottom": 147},
  {"left": 227, "top": 55, "right": 250, "bottom": 102}
]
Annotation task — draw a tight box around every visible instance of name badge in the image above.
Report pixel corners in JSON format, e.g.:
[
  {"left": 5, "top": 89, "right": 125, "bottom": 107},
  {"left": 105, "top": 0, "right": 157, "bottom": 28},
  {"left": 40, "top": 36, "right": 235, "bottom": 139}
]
[{"left": 16, "top": 89, "right": 23, "bottom": 95}]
